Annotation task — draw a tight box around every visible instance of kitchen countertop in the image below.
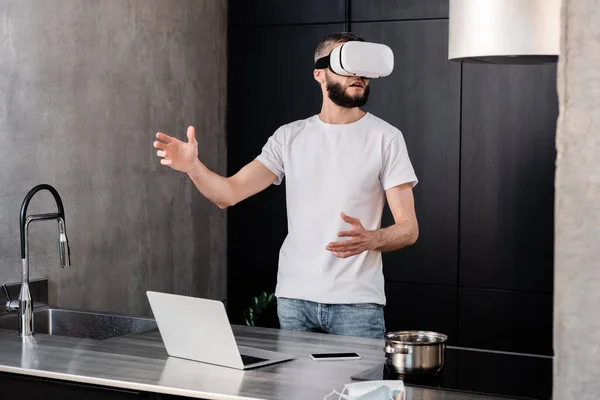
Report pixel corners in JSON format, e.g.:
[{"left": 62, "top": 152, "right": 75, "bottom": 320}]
[{"left": 0, "top": 325, "right": 512, "bottom": 400}]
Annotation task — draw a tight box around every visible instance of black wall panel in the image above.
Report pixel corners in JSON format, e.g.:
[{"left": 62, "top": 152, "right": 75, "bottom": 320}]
[
  {"left": 460, "top": 64, "right": 558, "bottom": 292},
  {"left": 353, "top": 20, "right": 460, "bottom": 285},
  {"left": 230, "top": 0, "right": 346, "bottom": 26},
  {"left": 385, "top": 282, "right": 458, "bottom": 344},
  {"left": 351, "top": 0, "right": 448, "bottom": 22},
  {"left": 227, "top": 24, "right": 345, "bottom": 319},
  {"left": 458, "top": 287, "right": 553, "bottom": 355}
]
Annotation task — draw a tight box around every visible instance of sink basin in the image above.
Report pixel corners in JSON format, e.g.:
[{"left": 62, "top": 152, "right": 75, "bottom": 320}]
[{"left": 0, "top": 307, "right": 158, "bottom": 340}]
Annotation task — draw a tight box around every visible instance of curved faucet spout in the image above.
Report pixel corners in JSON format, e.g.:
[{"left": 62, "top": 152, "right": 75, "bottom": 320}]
[
  {"left": 20, "top": 184, "right": 67, "bottom": 260},
  {"left": 15, "top": 184, "right": 71, "bottom": 337}
]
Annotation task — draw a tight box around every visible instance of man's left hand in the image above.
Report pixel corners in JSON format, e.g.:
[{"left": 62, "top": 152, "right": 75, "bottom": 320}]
[{"left": 326, "top": 212, "right": 377, "bottom": 259}]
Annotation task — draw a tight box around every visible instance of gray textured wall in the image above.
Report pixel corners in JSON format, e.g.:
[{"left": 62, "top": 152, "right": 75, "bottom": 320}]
[
  {"left": 0, "top": 0, "right": 227, "bottom": 316},
  {"left": 554, "top": 0, "right": 600, "bottom": 398}
]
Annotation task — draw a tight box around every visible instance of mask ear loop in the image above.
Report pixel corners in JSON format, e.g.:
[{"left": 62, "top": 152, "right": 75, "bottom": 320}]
[{"left": 323, "top": 385, "right": 349, "bottom": 400}]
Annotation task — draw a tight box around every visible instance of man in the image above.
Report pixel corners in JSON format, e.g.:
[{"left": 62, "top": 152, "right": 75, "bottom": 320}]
[{"left": 153, "top": 32, "right": 418, "bottom": 339}]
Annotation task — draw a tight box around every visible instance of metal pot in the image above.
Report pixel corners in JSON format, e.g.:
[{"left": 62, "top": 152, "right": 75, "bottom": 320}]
[{"left": 384, "top": 330, "right": 448, "bottom": 375}]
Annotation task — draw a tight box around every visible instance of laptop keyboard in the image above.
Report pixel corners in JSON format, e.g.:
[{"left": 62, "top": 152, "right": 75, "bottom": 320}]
[{"left": 241, "top": 354, "right": 268, "bottom": 365}]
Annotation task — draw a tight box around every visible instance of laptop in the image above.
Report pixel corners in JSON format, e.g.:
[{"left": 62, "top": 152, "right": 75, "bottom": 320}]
[
  {"left": 159, "top": 356, "right": 244, "bottom": 393},
  {"left": 146, "top": 291, "right": 295, "bottom": 370}
]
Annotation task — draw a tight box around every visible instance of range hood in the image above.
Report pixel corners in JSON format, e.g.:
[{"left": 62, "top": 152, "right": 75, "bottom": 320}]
[{"left": 448, "top": 0, "right": 560, "bottom": 64}]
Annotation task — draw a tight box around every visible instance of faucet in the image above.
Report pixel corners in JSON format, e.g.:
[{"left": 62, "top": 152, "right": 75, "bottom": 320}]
[{"left": 4, "top": 184, "right": 71, "bottom": 337}]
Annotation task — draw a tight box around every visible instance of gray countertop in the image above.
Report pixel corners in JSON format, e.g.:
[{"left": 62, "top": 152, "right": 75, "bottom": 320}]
[{"left": 0, "top": 325, "right": 507, "bottom": 400}]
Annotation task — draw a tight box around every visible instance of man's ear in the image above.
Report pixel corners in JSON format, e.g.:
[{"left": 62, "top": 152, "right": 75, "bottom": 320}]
[{"left": 314, "top": 69, "right": 325, "bottom": 84}]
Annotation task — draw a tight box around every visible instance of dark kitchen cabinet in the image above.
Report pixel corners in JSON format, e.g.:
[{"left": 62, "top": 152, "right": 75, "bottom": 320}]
[
  {"left": 456, "top": 351, "right": 552, "bottom": 399},
  {"left": 227, "top": 23, "right": 344, "bottom": 320},
  {"left": 353, "top": 20, "right": 461, "bottom": 286},
  {"left": 460, "top": 63, "right": 558, "bottom": 293},
  {"left": 385, "top": 282, "right": 457, "bottom": 344},
  {"left": 350, "top": 0, "right": 449, "bottom": 22},
  {"left": 0, "top": 373, "right": 150, "bottom": 399},
  {"left": 458, "top": 287, "right": 553, "bottom": 355},
  {"left": 229, "top": 0, "right": 346, "bottom": 26}
]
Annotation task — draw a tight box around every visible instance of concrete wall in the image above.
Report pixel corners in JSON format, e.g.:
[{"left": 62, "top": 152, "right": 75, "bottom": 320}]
[
  {"left": 0, "top": 0, "right": 227, "bottom": 316},
  {"left": 554, "top": 0, "right": 600, "bottom": 398}
]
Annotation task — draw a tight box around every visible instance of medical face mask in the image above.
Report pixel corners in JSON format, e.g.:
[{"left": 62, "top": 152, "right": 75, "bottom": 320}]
[
  {"left": 324, "top": 380, "right": 405, "bottom": 400},
  {"left": 315, "top": 41, "right": 394, "bottom": 79}
]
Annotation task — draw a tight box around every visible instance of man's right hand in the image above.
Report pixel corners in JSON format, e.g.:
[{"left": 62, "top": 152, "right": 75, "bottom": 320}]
[
  {"left": 153, "top": 125, "right": 278, "bottom": 209},
  {"left": 154, "top": 126, "right": 199, "bottom": 173}
]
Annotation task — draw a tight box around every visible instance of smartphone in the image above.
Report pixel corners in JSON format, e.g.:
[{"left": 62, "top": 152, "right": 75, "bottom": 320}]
[{"left": 310, "top": 352, "right": 361, "bottom": 361}]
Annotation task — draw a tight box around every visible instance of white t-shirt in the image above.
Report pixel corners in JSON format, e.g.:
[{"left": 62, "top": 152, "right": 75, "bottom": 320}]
[{"left": 256, "top": 112, "right": 418, "bottom": 305}]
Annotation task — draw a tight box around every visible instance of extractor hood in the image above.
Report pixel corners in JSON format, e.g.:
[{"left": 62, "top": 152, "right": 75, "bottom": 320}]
[{"left": 448, "top": 0, "right": 560, "bottom": 64}]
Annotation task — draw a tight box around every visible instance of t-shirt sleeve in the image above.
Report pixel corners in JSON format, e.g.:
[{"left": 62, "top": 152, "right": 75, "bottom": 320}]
[
  {"left": 380, "top": 131, "right": 418, "bottom": 190},
  {"left": 255, "top": 126, "right": 285, "bottom": 185}
]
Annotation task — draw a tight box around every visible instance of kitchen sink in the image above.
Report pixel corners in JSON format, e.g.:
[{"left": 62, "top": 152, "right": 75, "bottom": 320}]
[{"left": 0, "top": 307, "right": 158, "bottom": 340}]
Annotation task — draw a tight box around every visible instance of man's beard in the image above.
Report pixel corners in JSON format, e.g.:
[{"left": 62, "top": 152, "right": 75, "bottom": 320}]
[{"left": 326, "top": 80, "right": 370, "bottom": 108}]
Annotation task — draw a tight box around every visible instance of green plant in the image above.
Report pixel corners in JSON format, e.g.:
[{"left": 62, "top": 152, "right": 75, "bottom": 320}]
[{"left": 244, "top": 292, "right": 276, "bottom": 327}]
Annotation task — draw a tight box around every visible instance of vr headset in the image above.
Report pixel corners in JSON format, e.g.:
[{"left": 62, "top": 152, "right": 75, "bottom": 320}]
[{"left": 315, "top": 41, "right": 394, "bottom": 79}]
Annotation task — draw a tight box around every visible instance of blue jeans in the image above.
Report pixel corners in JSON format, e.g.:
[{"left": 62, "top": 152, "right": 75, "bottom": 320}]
[{"left": 276, "top": 297, "right": 385, "bottom": 339}]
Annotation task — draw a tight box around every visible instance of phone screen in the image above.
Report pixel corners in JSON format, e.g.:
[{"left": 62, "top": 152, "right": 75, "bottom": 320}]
[{"left": 311, "top": 352, "right": 360, "bottom": 359}]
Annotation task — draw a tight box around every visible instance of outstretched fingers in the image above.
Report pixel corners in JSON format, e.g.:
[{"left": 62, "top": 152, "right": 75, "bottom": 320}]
[
  {"left": 156, "top": 132, "right": 174, "bottom": 143},
  {"left": 153, "top": 140, "right": 168, "bottom": 150}
]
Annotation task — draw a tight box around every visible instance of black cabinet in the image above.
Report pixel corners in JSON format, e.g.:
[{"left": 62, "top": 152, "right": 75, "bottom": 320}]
[
  {"left": 230, "top": 0, "right": 346, "bottom": 26},
  {"left": 228, "top": 24, "right": 341, "bottom": 150},
  {"left": 458, "top": 287, "right": 553, "bottom": 355},
  {"left": 350, "top": 0, "right": 448, "bottom": 22},
  {"left": 460, "top": 64, "right": 558, "bottom": 292},
  {"left": 227, "top": 23, "right": 345, "bottom": 319},
  {"left": 456, "top": 350, "right": 553, "bottom": 399},
  {"left": 0, "top": 373, "right": 149, "bottom": 399},
  {"left": 353, "top": 20, "right": 461, "bottom": 286},
  {"left": 385, "top": 282, "right": 457, "bottom": 344}
]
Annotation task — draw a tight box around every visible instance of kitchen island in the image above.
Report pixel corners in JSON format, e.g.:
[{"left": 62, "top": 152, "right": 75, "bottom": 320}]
[{"left": 0, "top": 324, "right": 548, "bottom": 400}]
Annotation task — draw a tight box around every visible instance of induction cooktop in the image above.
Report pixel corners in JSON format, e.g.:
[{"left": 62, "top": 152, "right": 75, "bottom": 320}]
[{"left": 351, "top": 347, "right": 552, "bottom": 399}]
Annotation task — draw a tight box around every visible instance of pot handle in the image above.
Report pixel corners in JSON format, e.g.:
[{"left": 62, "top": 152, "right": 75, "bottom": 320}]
[{"left": 385, "top": 345, "right": 409, "bottom": 354}]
